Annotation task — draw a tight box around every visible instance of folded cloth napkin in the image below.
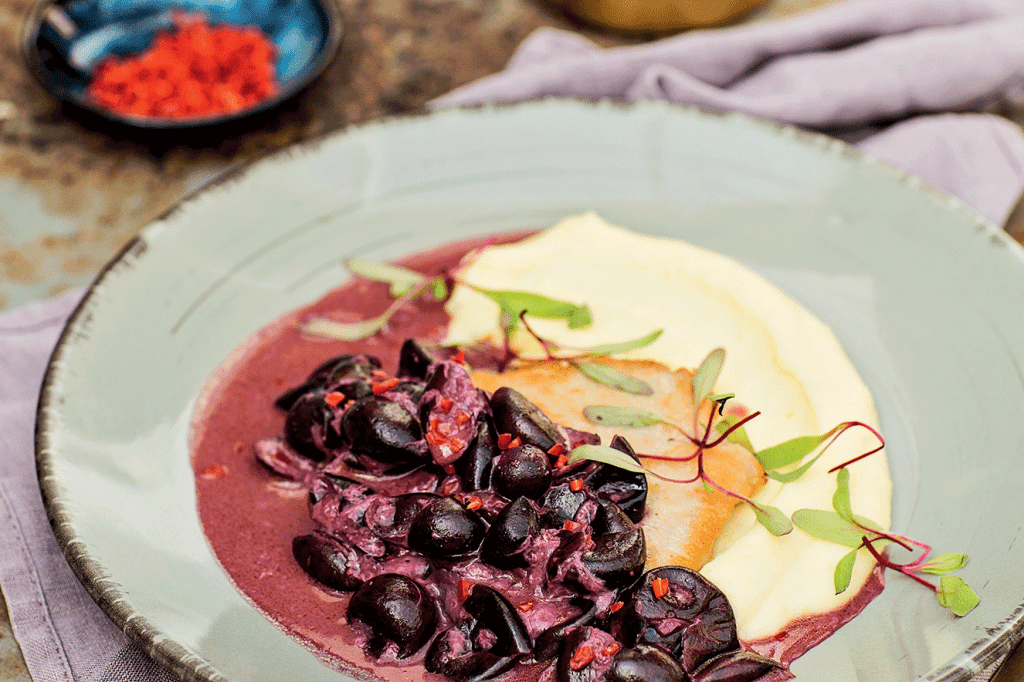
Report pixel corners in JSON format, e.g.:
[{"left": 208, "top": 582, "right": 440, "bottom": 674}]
[{"left": 4, "top": 0, "right": 1024, "bottom": 680}]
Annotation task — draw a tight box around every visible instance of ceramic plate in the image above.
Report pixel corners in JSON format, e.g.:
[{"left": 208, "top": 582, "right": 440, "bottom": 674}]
[{"left": 36, "top": 99, "right": 1024, "bottom": 682}]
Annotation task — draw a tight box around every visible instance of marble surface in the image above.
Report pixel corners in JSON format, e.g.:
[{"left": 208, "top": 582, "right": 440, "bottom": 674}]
[{"left": 0, "top": 0, "right": 834, "bottom": 678}]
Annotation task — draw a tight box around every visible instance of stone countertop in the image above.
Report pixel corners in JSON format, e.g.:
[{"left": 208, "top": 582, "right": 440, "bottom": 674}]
[{"left": 0, "top": 0, "right": 834, "bottom": 678}]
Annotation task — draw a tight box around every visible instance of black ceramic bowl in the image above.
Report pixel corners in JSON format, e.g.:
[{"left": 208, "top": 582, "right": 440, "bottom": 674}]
[{"left": 21, "top": 0, "right": 343, "bottom": 130}]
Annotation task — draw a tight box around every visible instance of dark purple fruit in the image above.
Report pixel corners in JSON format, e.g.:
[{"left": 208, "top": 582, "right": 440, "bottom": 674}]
[
  {"left": 539, "top": 483, "right": 587, "bottom": 527},
  {"left": 408, "top": 497, "right": 486, "bottom": 559},
  {"left": 480, "top": 496, "right": 539, "bottom": 569},
  {"left": 292, "top": 533, "right": 364, "bottom": 591},
  {"left": 457, "top": 415, "right": 498, "bottom": 492},
  {"left": 534, "top": 597, "right": 598, "bottom": 661},
  {"left": 426, "top": 625, "right": 518, "bottom": 682},
  {"left": 691, "top": 651, "right": 782, "bottom": 682},
  {"left": 398, "top": 339, "right": 436, "bottom": 380},
  {"left": 609, "top": 567, "right": 738, "bottom": 673},
  {"left": 605, "top": 644, "right": 688, "bottom": 682},
  {"left": 591, "top": 499, "right": 635, "bottom": 536},
  {"left": 283, "top": 392, "right": 335, "bottom": 461},
  {"left": 492, "top": 443, "right": 551, "bottom": 500},
  {"left": 584, "top": 436, "right": 647, "bottom": 523},
  {"left": 463, "top": 584, "right": 532, "bottom": 656},
  {"left": 342, "top": 397, "right": 425, "bottom": 464},
  {"left": 582, "top": 526, "right": 645, "bottom": 588},
  {"left": 490, "top": 387, "right": 562, "bottom": 453},
  {"left": 346, "top": 574, "right": 437, "bottom": 658},
  {"left": 325, "top": 355, "right": 384, "bottom": 386}
]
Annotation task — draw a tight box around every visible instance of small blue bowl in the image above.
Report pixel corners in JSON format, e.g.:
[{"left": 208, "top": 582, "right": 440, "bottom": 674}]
[{"left": 22, "top": 0, "right": 343, "bottom": 129}]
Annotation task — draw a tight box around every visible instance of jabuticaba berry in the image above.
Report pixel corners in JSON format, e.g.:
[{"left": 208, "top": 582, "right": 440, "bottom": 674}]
[
  {"left": 346, "top": 574, "right": 438, "bottom": 658},
  {"left": 490, "top": 387, "right": 562, "bottom": 453},
  {"left": 605, "top": 644, "right": 688, "bottom": 682},
  {"left": 480, "top": 496, "right": 539, "bottom": 569},
  {"left": 492, "top": 443, "right": 552, "bottom": 500},
  {"left": 609, "top": 567, "right": 739, "bottom": 674},
  {"left": 292, "top": 532, "right": 364, "bottom": 591},
  {"left": 407, "top": 496, "right": 487, "bottom": 560},
  {"left": 342, "top": 397, "right": 425, "bottom": 464}
]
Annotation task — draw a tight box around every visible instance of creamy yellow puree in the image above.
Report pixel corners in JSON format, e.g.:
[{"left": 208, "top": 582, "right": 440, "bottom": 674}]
[{"left": 443, "top": 212, "right": 892, "bottom": 642}]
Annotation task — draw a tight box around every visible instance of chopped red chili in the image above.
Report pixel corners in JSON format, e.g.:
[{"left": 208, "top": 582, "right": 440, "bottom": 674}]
[
  {"left": 554, "top": 453, "right": 569, "bottom": 469},
  {"left": 517, "top": 600, "right": 535, "bottom": 612},
  {"left": 652, "top": 577, "right": 670, "bottom": 599},
  {"left": 547, "top": 442, "right": 565, "bottom": 457},
  {"left": 199, "top": 463, "right": 226, "bottom": 479},
  {"left": 497, "top": 433, "right": 513, "bottom": 450},
  {"left": 465, "top": 495, "right": 483, "bottom": 511},
  {"left": 609, "top": 601, "right": 624, "bottom": 613},
  {"left": 457, "top": 579, "right": 474, "bottom": 601},
  {"left": 371, "top": 369, "right": 388, "bottom": 380},
  {"left": 372, "top": 378, "right": 400, "bottom": 395},
  {"left": 455, "top": 411, "right": 471, "bottom": 426},
  {"left": 88, "top": 13, "right": 278, "bottom": 119},
  {"left": 439, "top": 397, "right": 454, "bottom": 413},
  {"left": 569, "top": 478, "right": 584, "bottom": 492},
  {"left": 601, "top": 642, "right": 621, "bottom": 657},
  {"left": 563, "top": 520, "right": 581, "bottom": 532},
  {"left": 569, "top": 645, "right": 595, "bottom": 670},
  {"left": 452, "top": 349, "right": 466, "bottom": 365},
  {"left": 323, "top": 391, "right": 345, "bottom": 408}
]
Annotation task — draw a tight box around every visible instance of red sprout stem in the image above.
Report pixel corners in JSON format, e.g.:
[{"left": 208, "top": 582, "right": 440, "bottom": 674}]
[
  {"left": 826, "top": 422, "right": 886, "bottom": 473},
  {"left": 704, "top": 410, "right": 762, "bottom": 449},
  {"left": 861, "top": 536, "right": 937, "bottom": 591}
]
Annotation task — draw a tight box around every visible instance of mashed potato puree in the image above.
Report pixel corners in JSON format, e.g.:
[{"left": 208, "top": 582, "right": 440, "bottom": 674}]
[{"left": 443, "top": 212, "right": 893, "bottom": 642}]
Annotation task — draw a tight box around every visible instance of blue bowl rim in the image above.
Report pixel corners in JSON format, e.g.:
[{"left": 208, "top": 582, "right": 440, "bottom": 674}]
[{"left": 20, "top": 0, "right": 344, "bottom": 130}]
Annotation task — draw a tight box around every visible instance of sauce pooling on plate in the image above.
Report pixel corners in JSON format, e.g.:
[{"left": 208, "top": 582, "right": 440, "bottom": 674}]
[{"left": 191, "top": 218, "right": 889, "bottom": 682}]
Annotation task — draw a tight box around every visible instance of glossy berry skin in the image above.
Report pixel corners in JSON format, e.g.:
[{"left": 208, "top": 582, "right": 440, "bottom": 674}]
[
  {"left": 408, "top": 496, "right": 487, "bottom": 559},
  {"left": 605, "top": 644, "right": 688, "bottom": 682},
  {"left": 342, "top": 397, "right": 424, "bottom": 464},
  {"left": 490, "top": 387, "right": 562, "bottom": 452},
  {"left": 346, "top": 574, "right": 438, "bottom": 658},
  {"left": 480, "top": 496, "right": 539, "bottom": 569},
  {"left": 492, "top": 443, "right": 552, "bottom": 500}
]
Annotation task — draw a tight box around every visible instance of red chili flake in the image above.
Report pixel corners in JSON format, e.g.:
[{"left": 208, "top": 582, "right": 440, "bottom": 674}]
[
  {"left": 609, "top": 601, "right": 624, "bottom": 614},
  {"left": 569, "top": 645, "right": 595, "bottom": 670},
  {"left": 583, "top": 534, "right": 595, "bottom": 551},
  {"left": 497, "top": 433, "right": 514, "bottom": 450},
  {"left": 323, "top": 391, "right": 345, "bottom": 408},
  {"left": 371, "top": 369, "right": 388, "bottom": 380},
  {"left": 601, "top": 642, "right": 621, "bottom": 657},
  {"left": 87, "top": 13, "right": 278, "bottom": 120},
  {"left": 372, "top": 378, "right": 400, "bottom": 395},
  {"left": 425, "top": 431, "right": 446, "bottom": 446},
  {"left": 439, "top": 397, "right": 454, "bottom": 413},
  {"left": 465, "top": 496, "right": 483, "bottom": 511},
  {"left": 455, "top": 411, "right": 471, "bottom": 426},
  {"left": 652, "top": 577, "right": 670, "bottom": 600},
  {"left": 517, "top": 601, "right": 535, "bottom": 613},
  {"left": 199, "top": 463, "right": 226, "bottom": 479},
  {"left": 344, "top": 399, "right": 356, "bottom": 409},
  {"left": 457, "top": 579, "right": 474, "bottom": 601},
  {"left": 569, "top": 478, "right": 584, "bottom": 492},
  {"left": 555, "top": 454, "right": 569, "bottom": 469},
  {"left": 452, "top": 349, "right": 465, "bottom": 365},
  {"left": 507, "top": 436, "right": 522, "bottom": 449},
  {"left": 547, "top": 442, "right": 565, "bottom": 457},
  {"left": 448, "top": 436, "right": 465, "bottom": 451},
  {"left": 563, "top": 520, "right": 581, "bottom": 532}
]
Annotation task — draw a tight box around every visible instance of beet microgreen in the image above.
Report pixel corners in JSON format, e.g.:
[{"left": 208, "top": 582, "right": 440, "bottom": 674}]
[
  {"left": 467, "top": 285, "right": 592, "bottom": 333},
  {"left": 346, "top": 259, "right": 447, "bottom": 300},
  {"left": 791, "top": 467, "right": 978, "bottom": 616},
  {"left": 691, "top": 347, "right": 725, "bottom": 407},
  {"left": 573, "top": 361, "right": 655, "bottom": 396},
  {"left": 567, "top": 443, "right": 646, "bottom": 474}
]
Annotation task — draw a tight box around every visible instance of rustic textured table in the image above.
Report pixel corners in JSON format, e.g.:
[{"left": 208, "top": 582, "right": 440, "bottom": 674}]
[{"left": 0, "top": 0, "right": 837, "bottom": 678}]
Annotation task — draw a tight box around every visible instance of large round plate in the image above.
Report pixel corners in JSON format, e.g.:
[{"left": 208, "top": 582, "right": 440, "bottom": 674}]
[{"left": 36, "top": 99, "right": 1024, "bottom": 682}]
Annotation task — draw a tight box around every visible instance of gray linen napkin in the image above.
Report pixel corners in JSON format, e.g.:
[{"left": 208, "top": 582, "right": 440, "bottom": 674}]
[{"left": 5, "top": 0, "right": 1024, "bottom": 679}]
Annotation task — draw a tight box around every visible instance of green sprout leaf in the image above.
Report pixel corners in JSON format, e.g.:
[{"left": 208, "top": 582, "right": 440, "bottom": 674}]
[
  {"left": 919, "top": 553, "right": 970, "bottom": 575},
  {"left": 302, "top": 278, "right": 432, "bottom": 341},
  {"left": 692, "top": 348, "right": 726, "bottom": 407},
  {"left": 573, "top": 361, "right": 654, "bottom": 396},
  {"left": 469, "top": 286, "right": 590, "bottom": 332},
  {"left": 832, "top": 467, "right": 855, "bottom": 524},
  {"left": 755, "top": 432, "right": 831, "bottom": 471},
  {"left": 347, "top": 259, "right": 437, "bottom": 298},
  {"left": 765, "top": 450, "right": 827, "bottom": 483},
  {"left": 715, "top": 414, "right": 754, "bottom": 452},
  {"left": 937, "top": 575, "right": 980, "bottom": 617},
  {"left": 751, "top": 503, "right": 793, "bottom": 536},
  {"left": 582, "top": 405, "right": 663, "bottom": 428},
  {"left": 791, "top": 509, "right": 886, "bottom": 549},
  {"left": 567, "top": 444, "right": 646, "bottom": 474},
  {"left": 579, "top": 329, "right": 664, "bottom": 357},
  {"left": 834, "top": 549, "right": 859, "bottom": 594}
]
